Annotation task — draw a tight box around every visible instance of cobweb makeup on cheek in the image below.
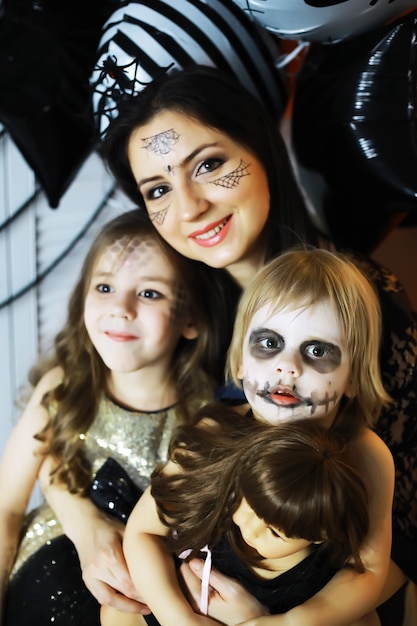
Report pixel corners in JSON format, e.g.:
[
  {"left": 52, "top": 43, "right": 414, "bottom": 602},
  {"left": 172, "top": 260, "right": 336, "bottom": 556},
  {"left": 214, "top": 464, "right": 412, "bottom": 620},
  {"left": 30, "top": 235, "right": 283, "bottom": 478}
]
[
  {"left": 169, "top": 284, "right": 188, "bottom": 325},
  {"left": 212, "top": 159, "right": 250, "bottom": 188},
  {"left": 149, "top": 207, "right": 168, "bottom": 227}
]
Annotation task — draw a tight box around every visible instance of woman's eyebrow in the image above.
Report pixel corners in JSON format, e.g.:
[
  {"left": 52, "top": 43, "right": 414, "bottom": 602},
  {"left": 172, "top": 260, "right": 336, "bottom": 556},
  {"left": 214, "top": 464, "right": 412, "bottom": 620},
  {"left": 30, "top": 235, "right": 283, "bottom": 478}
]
[{"left": 137, "top": 142, "right": 219, "bottom": 187}]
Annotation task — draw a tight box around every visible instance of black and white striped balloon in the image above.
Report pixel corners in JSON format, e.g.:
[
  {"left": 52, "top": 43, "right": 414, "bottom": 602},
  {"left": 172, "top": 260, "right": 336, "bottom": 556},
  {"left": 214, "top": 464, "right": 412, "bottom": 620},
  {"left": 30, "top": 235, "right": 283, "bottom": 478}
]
[{"left": 91, "top": 0, "right": 287, "bottom": 135}]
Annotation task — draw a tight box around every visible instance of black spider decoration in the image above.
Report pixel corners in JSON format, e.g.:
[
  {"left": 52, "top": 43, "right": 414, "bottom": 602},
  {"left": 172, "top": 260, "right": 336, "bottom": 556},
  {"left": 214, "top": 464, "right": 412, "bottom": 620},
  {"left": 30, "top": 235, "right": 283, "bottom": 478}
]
[{"left": 91, "top": 54, "right": 174, "bottom": 135}]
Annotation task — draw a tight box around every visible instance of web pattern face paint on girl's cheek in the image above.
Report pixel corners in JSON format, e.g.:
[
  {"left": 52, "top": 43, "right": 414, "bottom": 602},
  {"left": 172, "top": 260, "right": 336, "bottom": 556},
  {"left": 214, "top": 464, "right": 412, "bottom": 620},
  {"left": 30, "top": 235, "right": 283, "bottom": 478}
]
[
  {"left": 169, "top": 284, "right": 188, "bottom": 326},
  {"left": 211, "top": 159, "right": 250, "bottom": 189},
  {"left": 142, "top": 129, "right": 179, "bottom": 155}
]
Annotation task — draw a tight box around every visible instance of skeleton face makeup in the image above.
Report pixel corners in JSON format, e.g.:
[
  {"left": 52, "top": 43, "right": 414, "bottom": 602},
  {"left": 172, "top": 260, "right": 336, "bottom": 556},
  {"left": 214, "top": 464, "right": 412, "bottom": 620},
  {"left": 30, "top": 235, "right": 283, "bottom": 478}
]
[
  {"left": 238, "top": 300, "right": 351, "bottom": 428},
  {"left": 128, "top": 110, "right": 270, "bottom": 285}
]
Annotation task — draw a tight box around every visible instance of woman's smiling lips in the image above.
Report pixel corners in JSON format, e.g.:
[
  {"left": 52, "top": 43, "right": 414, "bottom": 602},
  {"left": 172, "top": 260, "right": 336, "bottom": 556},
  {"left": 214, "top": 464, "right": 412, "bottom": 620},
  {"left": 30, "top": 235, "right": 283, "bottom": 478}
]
[{"left": 188, "top": 215, "right": 232, "bottom": 247}]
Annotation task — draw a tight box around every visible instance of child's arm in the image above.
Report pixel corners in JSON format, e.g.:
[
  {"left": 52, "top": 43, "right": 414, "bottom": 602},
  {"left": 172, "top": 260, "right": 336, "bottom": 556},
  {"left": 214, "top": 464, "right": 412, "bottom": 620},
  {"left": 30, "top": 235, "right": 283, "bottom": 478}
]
[
  {"left": 0, "top": 367, "right": 60, "bottom": 619},
  {"left": 39, "top": 456, "right": 145, "bottom": 614},
  {"left": 123, "top": 481, "right": 219, "bottom": 626},
  {"left": 182, "top": 429, "right": 395, "bottom": 626}
]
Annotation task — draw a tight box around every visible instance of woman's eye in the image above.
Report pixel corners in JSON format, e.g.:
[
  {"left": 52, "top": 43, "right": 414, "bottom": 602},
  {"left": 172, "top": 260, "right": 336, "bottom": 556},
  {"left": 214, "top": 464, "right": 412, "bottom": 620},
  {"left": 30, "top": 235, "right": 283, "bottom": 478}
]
[
  {"left": 146, "top": 184, "right": 170, "bottom": 201},
  {"left": 96, "top": 284, "right": 113, "bottom": 294},
  {"left": 196, "top": 157, "right": 224, "bottom": 177},
  {"left": 139, "top": 289, "right": 162, "bottom": 299}
]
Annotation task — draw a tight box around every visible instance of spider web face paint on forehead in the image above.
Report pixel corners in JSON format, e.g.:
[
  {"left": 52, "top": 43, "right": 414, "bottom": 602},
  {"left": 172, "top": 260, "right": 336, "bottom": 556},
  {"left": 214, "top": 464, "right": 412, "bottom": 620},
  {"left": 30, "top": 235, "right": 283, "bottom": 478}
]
[
  {"left": 102, "top": 236, "right": 190, "bottom": 326},
  {"left": 142, "top": 129, "right": 180, "bottom": 156},
  {"left": 104, "top": 236, "right": 158, "bottom": 269}
]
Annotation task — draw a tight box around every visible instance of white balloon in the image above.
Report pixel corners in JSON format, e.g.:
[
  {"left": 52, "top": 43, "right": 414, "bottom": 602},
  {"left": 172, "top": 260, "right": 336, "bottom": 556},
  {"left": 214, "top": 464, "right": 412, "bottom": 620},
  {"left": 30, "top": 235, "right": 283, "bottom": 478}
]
[{"left": 232, "top": 0, "right": 417, "bottom": 43}]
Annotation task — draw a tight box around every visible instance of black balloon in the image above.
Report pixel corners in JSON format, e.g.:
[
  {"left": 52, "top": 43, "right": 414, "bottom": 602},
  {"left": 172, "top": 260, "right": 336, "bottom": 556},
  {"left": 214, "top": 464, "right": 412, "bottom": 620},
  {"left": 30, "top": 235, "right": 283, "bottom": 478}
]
[
  {"left": 0, "top": 0, "right": 120, "bottom": 208},
  {"left": 292, "top": 11, "right": 417, "bottom": 253}
]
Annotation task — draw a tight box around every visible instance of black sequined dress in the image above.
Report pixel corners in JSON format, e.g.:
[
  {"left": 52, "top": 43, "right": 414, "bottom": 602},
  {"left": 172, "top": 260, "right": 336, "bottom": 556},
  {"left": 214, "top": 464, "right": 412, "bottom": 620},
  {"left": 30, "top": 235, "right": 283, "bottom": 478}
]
[{"left": 4, "top": 396, "right": 178, "bottom": 626}]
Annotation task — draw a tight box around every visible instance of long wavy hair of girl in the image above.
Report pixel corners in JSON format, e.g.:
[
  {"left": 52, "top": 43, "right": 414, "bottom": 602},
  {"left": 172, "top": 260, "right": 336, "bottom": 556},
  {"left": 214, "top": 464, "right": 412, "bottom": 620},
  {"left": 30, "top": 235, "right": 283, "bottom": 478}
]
[{"left": 32, "top": 209, "right": 236, "bottom": 494}]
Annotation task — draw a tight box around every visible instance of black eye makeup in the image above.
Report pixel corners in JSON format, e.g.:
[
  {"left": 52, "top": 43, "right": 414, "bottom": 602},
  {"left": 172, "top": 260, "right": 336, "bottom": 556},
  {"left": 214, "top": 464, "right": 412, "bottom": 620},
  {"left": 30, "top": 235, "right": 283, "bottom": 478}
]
[
  {"left": 301, "top": 341, "right": 342, "bottom": 373},
  {"left": 248, "top": 328, "right": 342, "bottom": 373},
  {"left": 249, "top": 329, "right": 284, "bottom": 359}
]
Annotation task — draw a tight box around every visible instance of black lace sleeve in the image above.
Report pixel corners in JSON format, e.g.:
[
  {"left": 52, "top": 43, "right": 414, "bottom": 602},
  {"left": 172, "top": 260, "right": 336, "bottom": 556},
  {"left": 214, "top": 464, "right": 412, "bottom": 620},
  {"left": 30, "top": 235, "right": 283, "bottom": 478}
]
[{"left": 346, "top": 251, "right": 417, "bottom": 581}]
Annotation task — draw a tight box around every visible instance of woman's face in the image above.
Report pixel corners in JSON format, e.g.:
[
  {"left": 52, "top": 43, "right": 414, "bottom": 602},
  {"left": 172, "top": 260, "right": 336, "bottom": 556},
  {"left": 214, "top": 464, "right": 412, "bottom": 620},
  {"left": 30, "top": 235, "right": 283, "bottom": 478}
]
[
  {"left": 238, "top": 299, "right": 351, "bottom": 428},
  {"left": 127, "top": 110, "right": 270, "bottom": 279}
]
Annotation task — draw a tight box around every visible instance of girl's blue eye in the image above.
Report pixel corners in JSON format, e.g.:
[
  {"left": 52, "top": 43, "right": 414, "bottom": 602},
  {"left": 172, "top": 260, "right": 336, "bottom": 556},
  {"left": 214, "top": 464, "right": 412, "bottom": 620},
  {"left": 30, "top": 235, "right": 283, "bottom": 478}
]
[
  {"left": 304, "top": 342, "right": 336, "bottom": 361},
  {"left": 96, "top": 284, "right": 113, "bottom": 293},
  {"left": 249, "top": 329, "right": 284, "bottom": 358},
  {"left": 260, "top": 337, "right": 280, "bottom": 350},
  {"left": 139, "top": 289, "right": 162, "bottom": 299}
]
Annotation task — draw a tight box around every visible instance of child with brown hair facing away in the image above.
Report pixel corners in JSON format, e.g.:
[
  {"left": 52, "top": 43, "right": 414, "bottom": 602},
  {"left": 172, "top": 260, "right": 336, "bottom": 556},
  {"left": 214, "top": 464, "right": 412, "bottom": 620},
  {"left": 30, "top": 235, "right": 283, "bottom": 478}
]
[
  {"left": 0, "top": 208, "right": 235, "bottom": 626},
  {"left": 115, "top": 247, "right": 394, "bottom": 626},
  {"left": 116, "top": 415, "right": 371, "bottom": 626}
]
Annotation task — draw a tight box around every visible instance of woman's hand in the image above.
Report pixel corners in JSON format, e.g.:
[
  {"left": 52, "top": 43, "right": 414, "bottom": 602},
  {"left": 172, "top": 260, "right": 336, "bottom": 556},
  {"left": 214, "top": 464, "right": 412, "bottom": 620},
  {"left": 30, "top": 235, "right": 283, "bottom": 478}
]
[
  {"left": 39, "top": 458, "right": 150, "bottom": 614},
  {"left": 179, "top": 559, "right": 269, "bottom": 626}
]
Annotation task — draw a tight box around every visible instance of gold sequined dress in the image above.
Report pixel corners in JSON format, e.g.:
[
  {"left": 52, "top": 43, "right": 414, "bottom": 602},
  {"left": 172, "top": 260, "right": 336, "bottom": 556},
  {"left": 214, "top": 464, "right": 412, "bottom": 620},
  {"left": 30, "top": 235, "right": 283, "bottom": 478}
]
[{"left": 4, "top": 396, "right": 178, "bottom": 626}]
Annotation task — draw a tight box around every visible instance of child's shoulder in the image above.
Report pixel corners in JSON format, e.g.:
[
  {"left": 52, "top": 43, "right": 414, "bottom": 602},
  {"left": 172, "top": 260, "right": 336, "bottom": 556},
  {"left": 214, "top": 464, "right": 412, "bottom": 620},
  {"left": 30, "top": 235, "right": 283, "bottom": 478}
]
[
  {"left": 354, "top": 426, "right": 391, "bottom": 452},
  {"left": 30, "top": 366, "right": 64, "bottom": 404},
  {"left": 351, "top": 427, "right": 394, "bottom": 477}
]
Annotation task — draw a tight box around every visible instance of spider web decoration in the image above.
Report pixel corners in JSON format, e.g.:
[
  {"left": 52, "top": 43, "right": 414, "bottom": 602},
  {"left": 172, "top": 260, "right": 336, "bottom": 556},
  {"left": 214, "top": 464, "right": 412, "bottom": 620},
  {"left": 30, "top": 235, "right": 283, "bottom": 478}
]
[{"left": 91, "top": 0, "right": 288, "bottom": 136}]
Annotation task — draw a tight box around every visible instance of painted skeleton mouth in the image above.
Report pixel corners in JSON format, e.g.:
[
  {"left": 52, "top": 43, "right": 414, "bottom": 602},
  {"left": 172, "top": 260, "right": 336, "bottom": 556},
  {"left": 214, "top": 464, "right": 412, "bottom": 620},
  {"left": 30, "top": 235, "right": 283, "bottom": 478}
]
[
  {"left": 194, "top": 217, "right": 230, "bottom": 240},
  {"left": 258, "top": 385, "right": 303, "bottom": 406}
]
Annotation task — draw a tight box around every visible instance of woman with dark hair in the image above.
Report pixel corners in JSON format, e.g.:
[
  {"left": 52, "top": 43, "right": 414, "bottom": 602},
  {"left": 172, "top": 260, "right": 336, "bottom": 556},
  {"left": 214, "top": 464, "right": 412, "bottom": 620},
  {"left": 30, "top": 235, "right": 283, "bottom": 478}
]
[{"left": 100, "top": 65, "right": 417, "bottom": 625}]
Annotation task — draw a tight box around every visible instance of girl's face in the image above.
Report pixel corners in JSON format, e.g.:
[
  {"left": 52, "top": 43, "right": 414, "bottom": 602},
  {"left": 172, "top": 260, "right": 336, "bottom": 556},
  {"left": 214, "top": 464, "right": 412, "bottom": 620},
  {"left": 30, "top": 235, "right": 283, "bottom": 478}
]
[
  {"left": 232, "top": 498, "right": 312, "bottom": 564},
  {"left": 84, "top": 237, "right": 197, "bottom": 374},
  {"left": 127, "top": 110, "right": 270, "bottom": 281},
  {"left": 238, "top": 299, "right": 351, "bottom": 428}
]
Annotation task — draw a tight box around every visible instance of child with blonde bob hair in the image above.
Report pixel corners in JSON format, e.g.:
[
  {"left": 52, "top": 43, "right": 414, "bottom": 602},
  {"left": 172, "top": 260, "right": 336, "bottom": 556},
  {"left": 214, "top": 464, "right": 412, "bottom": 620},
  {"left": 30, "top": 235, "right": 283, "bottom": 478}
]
[{"left": 227, "top": 246, "right": 389, "bottom": 434}]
